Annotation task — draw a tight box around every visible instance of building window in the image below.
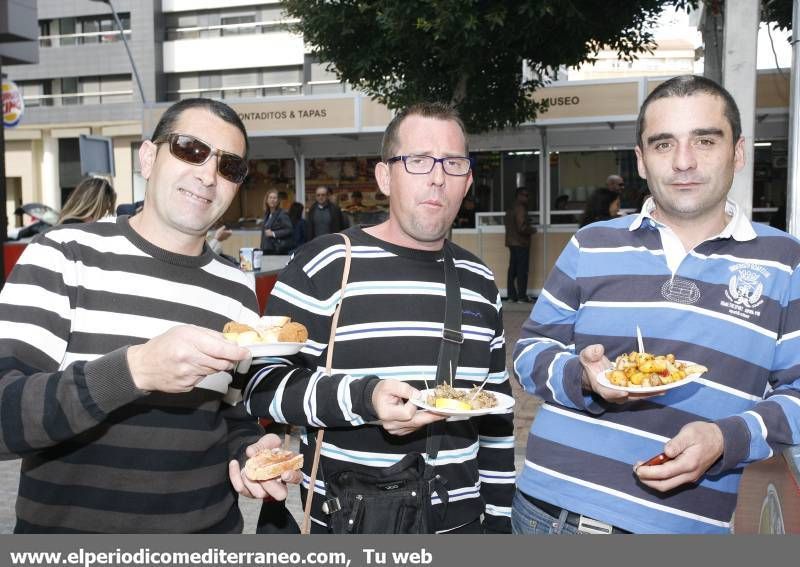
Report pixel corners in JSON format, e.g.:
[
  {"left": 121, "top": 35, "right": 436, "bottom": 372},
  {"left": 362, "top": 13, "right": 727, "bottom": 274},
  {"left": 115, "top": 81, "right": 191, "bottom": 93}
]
[
  {"left": 753, "top": 141, "right": 788, "bottom": 229},
  {"left": 305, "top": 55, "right": 344, "bottom": 95},
  {"left": 165, "top": 66, "right": 302, "bottom": 101},
  {"left": 16, "top": 80, "right": 51, "bottom": 107},
  {"left": 39, "top": 14, "right": 131, "bottom": 47},
  {"left": 60, "top": 77, "right": 79, "bottom": 106},
  {"left": 220, "top": 14, "right": 257, "bottom": 36},
  {"left": 165, "top": 6, "right": 293, "bottom": 41},
  {"left": 549, "top": 149, "right": 645, "bottom": 225}
]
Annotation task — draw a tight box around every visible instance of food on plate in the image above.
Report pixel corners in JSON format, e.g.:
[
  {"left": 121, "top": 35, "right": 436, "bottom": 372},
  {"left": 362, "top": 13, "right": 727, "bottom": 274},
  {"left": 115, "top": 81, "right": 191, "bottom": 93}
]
[
  {"left": 222, "top": 317, "right": 308, "bottom": 346},
  {"left": 277, "top": 321, "right": 308, "bottom": 343},
  {"left": 607, "top": 351, "right": 707, "bottom": 388},
  {"left": 244, "top": 448, "right": 304, "bottom": 481},
  {"left": 426, "top": 383, "right": 497, "bottom": 410},
  {"left": 435, "top": 398, "right": 472, "bottom": 411}
]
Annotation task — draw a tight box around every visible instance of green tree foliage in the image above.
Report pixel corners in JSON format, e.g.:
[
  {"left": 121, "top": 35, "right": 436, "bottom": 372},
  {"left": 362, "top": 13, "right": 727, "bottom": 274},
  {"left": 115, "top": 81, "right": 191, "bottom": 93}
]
[
  {"left": 284, "top": 0, "right": 679, "bottom": 132},
  {"left": 286, "top": 0, "right": 794, "bottom": 132}
]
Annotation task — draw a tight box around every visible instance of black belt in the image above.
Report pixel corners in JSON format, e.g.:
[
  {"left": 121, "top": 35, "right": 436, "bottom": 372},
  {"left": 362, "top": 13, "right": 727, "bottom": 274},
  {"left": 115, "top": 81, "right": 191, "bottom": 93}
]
[{"left": 521, "top": 492, "right": 630, "bottom": 534}]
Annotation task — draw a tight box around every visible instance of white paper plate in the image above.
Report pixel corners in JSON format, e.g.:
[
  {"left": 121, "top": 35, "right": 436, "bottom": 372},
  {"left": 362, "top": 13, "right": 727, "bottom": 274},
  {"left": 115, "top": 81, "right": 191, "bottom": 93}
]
[
  {"left": 597, "top": 360, "right": 705, "bottom": 394},
  {"left": 245, "top": 342, "right": 304, "bottom": 357},
  {"left": 411, "top": 388, "right": 515, "bottom": 417}
]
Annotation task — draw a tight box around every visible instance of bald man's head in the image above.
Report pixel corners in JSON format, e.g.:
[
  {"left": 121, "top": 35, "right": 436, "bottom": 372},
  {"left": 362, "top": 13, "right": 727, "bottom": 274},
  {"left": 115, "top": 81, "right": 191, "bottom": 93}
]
[{"left": 606, "top": 174, "right": 624, "bottom": 193}]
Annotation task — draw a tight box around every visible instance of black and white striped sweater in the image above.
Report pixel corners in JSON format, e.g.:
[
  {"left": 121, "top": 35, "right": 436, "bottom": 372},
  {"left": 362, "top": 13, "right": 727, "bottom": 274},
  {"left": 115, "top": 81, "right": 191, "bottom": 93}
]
[
  {"left": 0, "top": 216, "right": 262, "bottom": 533},
  {"left": 245, "top": 227, "right": 515, "bottom": 533}
]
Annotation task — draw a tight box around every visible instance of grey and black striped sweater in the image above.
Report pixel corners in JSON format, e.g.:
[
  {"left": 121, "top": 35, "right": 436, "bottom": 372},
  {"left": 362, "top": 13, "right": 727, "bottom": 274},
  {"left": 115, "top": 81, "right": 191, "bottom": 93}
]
[
  {"left": 0, "top": 216, "right": 262, "bottom": 533},
  {"left": 244, "top": 227, "right": 515, "bottom": 533}
]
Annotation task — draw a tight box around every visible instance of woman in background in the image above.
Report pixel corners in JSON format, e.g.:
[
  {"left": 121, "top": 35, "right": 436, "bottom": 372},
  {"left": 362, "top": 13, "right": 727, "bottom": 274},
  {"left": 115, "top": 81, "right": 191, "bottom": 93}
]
[
  {"left": 260, "top": 189, "right": 295, "bottom": 254},
  {"left": 58, "top": 177, "right": 117, "bottom": 225},
  {"left": 579, "top": 187, "right": 620, "bottom": 228}
]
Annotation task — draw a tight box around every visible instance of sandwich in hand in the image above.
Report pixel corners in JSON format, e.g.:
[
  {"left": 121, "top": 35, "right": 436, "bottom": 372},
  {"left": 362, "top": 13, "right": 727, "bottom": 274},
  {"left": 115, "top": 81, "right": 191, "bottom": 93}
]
[{"left": 244, "top": 448, "right": 304, "bottom": 481}]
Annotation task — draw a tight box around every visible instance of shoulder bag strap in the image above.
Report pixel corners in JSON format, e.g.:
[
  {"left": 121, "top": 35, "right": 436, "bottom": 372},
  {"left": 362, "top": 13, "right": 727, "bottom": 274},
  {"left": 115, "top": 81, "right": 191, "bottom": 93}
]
[
  {"left": 301, "top": 233, "right": 352, "bottom": 535},
  {"left": 425, "top": 241, "right": 462, "bottom": 464}
]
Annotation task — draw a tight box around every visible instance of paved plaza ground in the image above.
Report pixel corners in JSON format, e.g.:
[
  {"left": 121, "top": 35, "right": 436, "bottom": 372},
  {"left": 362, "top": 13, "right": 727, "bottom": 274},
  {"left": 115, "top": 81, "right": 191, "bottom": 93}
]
[{"left": 0, "top": 302, "right": 538, "bottom": 533}]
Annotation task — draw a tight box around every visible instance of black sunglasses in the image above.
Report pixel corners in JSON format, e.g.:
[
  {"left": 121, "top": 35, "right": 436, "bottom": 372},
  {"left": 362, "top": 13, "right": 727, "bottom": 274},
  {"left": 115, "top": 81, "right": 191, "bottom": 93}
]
[{"left": 154, "top": 133, "right": 248, "bottom": 184}]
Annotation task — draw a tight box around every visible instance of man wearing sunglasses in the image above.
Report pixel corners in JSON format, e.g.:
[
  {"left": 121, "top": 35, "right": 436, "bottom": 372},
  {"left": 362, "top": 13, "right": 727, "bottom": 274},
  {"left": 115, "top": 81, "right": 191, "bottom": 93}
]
[
  {"left": 0, "top": 98, "right": 299, "bottom": 533},
  {"left": 245, "top": 102, "right": 514, "bottom": 534}
]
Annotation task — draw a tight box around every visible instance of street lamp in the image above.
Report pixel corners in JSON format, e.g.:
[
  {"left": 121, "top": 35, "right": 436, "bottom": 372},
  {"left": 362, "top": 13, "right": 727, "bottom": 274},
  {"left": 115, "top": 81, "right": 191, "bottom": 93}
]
[{"left": 90, "top": 0, "right": 146, "bottom": 103}]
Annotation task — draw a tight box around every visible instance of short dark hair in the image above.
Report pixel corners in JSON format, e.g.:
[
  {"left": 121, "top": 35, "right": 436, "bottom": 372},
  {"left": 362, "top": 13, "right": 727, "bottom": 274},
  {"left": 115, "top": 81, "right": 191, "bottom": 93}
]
[
  {"left": 380, "top": 102, "right": 468, "bottom": 161},
  {"left": 636, "top": 75, "right": 741, "bottom": 148},
  {"left": 151, "top": 98, "right": 249, "bottom": 158}
]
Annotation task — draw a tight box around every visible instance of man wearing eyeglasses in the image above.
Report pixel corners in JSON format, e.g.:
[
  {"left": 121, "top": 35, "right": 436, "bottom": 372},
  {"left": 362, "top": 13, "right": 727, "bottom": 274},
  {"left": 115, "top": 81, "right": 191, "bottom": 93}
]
[
  {"left": 245, "top": 102, "right": 515, "bottom": 534},
  {"left": 0, "top": 98, "right": 299, "bottom": 533}
]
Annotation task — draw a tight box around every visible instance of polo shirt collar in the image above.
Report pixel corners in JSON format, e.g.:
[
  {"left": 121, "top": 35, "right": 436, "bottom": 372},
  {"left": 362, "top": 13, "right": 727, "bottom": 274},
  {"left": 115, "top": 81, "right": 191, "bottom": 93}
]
[{"left": 629, "top": 197, "right": 756, "bottom": 241}]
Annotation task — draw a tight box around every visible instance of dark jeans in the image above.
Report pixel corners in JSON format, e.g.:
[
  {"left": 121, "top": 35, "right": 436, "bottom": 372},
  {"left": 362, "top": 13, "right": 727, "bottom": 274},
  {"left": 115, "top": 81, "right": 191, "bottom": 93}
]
[
  {"left": 507, "top": 246, "right": 530, "bottom": 300},
  {"left": 511, "top": 490, "right": 580, "bottom": 534},
  {"left": 511, "top": 490, "right": 628, "bottom": 535}
]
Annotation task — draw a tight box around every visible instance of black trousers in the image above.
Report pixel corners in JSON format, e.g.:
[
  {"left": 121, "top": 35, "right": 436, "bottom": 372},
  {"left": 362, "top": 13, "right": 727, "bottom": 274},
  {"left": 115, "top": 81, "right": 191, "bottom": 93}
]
[
  {"left": 256, "top": 501, "right": 300, "bottom": 534},
  {"left": 507, "top": 246, "right": 530, "bottom": 300}
]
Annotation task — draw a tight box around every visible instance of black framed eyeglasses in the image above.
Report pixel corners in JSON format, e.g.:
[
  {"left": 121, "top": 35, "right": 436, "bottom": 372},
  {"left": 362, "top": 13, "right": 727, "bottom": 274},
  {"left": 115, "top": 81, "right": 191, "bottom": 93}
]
[
  {"left": 153, "top": 133, "right": 248, "bottom": 184},
  {"left": 386, "top": 154, "right": 473, "bottom": 176}
]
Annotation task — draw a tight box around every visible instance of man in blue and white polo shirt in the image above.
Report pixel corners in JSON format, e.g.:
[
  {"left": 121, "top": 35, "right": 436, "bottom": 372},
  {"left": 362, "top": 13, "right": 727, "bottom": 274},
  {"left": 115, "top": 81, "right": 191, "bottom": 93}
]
[{"left": 512, "top": 75, "right": 800, "bottom": 534}]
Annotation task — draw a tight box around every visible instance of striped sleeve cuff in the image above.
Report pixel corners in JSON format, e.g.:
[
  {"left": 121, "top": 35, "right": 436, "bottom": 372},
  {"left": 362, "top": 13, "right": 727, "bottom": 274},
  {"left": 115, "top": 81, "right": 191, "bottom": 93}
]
[
  {"left": 709, "top": 415, "right": 751, "bottom": 473},
  {"left": 83, "top": 347, "right": 148, "bottom": 414},
  {"left": 354, "top": 375, "right": 381, "bottom": 422},
  {"left": 562, "top": 356, "right": 605, "bottom": 415}
]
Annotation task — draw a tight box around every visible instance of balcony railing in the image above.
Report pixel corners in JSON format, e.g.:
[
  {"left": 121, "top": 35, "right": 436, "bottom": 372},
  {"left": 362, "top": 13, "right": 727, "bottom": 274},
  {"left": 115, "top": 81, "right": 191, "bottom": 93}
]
[
  {"left": 167, "top": 82, "right": 302, "bottom": 101},
  {"left": 39, "top": 29, "right": 131, "bottom": 47},
  {"left": 21, "top": 89, "right": 134, "bottom": 107},
  {"left": 166, "top": 19, "right": 299, "bottom": 40},
  {"left": 165, "top": 81, "right": 348, "bottom": 101}
]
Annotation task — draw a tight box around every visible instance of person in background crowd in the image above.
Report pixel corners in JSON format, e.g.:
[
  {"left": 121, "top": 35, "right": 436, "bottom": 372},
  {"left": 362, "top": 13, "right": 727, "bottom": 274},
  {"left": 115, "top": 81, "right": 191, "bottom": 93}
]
[
  {"left": 606, "top": 173, "right": 625, "bottom": 194},
  {"left": 288, "top": 202, "right": 307, "bottom": 252},
  {"left": 551, "top": 194, "right": 576, "bottom": 224},
  {"left": 245, "top": 102, "right": 514, "bottom": 534},
  {"left": 454, "top": 194, "right": 477, "bottom": 228},
  {"left": 57, "top": 177, "right": 117, "bottom": 225},
  {"left": 504, "top": 187, "right": 536, "bottom": 303},
  {"left": 0, "top": 97, "right": 299, "bottom": 533},
  {"left": 260, "top": 189, "right": 295, "bottom": 255},
  {"left": 115, "top": 200, "right": 144, "bottom": 217},
  {"left": 579, "top": 187, "right": 621, "bottom": 227},
  {"left": 208, "top": 224, "right": 233, "bottom": 256},
  {"left": 512, "top": 75, "right": 800, "bottom": 534},
  {"left": 306, "top": 185, "right": 346, "bottom": 240},
  {"left": 347, "top": 190, "right": 365, "bottom": 211}
]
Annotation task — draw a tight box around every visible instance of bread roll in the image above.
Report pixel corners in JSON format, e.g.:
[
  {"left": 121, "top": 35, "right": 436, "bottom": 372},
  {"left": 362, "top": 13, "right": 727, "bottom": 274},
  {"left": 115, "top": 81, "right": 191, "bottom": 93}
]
[
  {"left": 278, "top": 321, "right": 308, "bottom": 343},
  {"left": 223, "top": 322, "right": 255, "bottom": 334},
  {"left": 244, "top": 448, "right": 303, "bottom": 481}
]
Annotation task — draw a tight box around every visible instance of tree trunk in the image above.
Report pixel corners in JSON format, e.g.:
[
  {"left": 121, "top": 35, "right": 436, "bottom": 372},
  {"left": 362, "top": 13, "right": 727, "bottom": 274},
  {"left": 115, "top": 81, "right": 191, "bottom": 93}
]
[{"left": 702, "top": 0, "right": 725, "bottom": 84}]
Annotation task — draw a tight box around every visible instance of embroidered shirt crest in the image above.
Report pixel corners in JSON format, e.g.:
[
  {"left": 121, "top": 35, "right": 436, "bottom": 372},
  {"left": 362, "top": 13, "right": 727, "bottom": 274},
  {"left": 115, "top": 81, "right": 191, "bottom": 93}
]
[
  {"left": 720, "top": 263, "right": 770, "bottom": 320},
  {"left": 725, "top": 268, "right": 764, "bottom": 309}
]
